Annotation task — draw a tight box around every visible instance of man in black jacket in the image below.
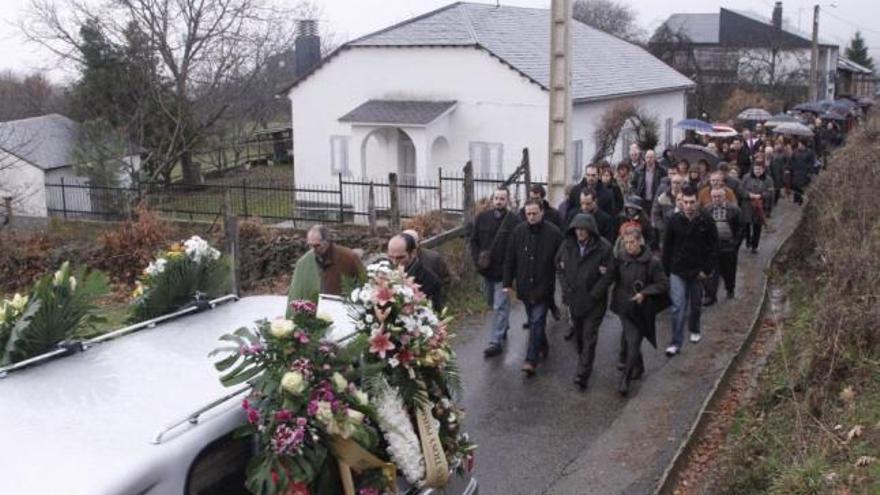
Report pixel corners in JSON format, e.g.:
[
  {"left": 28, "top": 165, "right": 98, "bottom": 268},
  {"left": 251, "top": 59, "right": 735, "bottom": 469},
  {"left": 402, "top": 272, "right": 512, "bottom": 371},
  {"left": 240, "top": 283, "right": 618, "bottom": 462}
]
[
  {"left": 503, "top": 199, "right": 563, "bottom": 376},
  {"left": 388, "top": 234, "right": 444, "bottom": 312},
  {"left": 470, "top": 187, "right": 520, "bottom": 357},
  {"left": 567, "top": 164, "right": 614, "bottom": 216},
  {"left": 662, "top": 186, "right": 718, "bottom": 356},
  {"left": 630, "top": 149, "right": 667, "bottom": 217},
  {"left": 518, "top": 184, "right": 562, "bottom": 228},
  {"left": 555, "top": 213, "right": 615, "bottom": 390},
  {"left": 564, "top": 188, "right": 615, "bottom": 244},
  {"left": 703, "top": 188, "right": 741, "bottom": 305}
]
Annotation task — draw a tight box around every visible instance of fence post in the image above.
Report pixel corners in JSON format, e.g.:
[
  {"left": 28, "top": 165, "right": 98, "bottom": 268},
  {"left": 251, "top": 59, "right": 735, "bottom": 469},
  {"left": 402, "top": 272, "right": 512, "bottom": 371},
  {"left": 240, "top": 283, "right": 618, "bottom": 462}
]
[
  {"left": 337, "top": 173, "right": 345, "bottom": 223},
  {"left": 437, "top": 167, "right": 443, "bottom": 213},
  {"left": 463, "top": 161, "right": 475, "bottom": 226},
  {"left": 60, "top": 177, "right": 68, "bottom": 219},
  {"left": 522, "top": 148, "right": 532, "bottom": 193},
  {"left": 241, "top": 179, "right": 249, "bottom": 218},
  {"left": 368, "top": 181, "right": 377, "bottom": 236},
  {"left": 388, "top": 172, "right": 401, "bottom": 232},
  {"left": 223, "top": 188, "right": 241, "bottom": 297}
]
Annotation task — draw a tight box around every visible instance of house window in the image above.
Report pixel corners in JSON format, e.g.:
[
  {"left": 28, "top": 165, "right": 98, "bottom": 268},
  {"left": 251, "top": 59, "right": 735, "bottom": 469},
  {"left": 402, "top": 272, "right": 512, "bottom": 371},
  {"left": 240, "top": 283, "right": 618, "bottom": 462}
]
[
  {"left": 469, "top": 142, "right": 503, "bottom": 178},
  {"left": 665, "top": 118, "right": 673, "bottom": 148},
  {"left": 330, "top": 136, "right": 349, "bottom": 176},
  {"left": 572, "top": 140, "right": 584, "bottom": 181}
]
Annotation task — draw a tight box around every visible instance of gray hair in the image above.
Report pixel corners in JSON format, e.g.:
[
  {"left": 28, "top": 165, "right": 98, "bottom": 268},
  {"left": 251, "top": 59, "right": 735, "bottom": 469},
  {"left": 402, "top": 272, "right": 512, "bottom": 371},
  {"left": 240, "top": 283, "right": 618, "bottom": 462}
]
[
  {"left": 621, "top": 226, "right": 645, "bottom": 246},
  {"left": 307, "top": 224, "right": 332, "bottom": 243}
]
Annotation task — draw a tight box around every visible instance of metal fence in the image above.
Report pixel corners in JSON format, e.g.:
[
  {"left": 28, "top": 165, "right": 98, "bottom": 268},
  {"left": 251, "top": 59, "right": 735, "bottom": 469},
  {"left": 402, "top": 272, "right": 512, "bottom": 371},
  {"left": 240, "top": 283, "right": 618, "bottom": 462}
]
[{"left": 44, "top": 168, "right": 544, "bottom": 225}]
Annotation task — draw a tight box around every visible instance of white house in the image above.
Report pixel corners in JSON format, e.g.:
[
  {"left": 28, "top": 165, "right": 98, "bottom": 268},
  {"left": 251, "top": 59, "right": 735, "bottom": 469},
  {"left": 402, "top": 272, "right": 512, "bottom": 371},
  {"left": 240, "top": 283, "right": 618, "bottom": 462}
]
[
  {"left": 283, "top": 1, "right": 694, "bottom": 210},
  {"left": 0, "top": 114, "right": 141, "bottom": 218}
]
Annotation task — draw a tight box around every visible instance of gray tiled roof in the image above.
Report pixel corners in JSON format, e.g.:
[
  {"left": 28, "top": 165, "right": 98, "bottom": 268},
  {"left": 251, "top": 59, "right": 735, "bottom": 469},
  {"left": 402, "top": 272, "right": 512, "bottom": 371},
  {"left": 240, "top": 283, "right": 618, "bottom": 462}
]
[
  {"left": 289, "top": 2, "right": 694, "bottom": 101},
  {"left": 0, "top": 114, "right": 79, "bottom": 170},
  {"left": 658, "top": 14, "right": 720, "bottom": 44},
  {"left": 339, "top": 100, "right": 457, "bottom": 125}
]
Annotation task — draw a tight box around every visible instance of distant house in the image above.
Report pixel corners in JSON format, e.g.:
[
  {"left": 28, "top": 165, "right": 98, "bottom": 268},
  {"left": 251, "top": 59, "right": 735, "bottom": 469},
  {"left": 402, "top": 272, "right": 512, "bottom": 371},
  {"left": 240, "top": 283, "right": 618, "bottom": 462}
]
[
  {"left": 837, "top": 56, "right": 875, "bottom": 98},
  {"left": 0, "top": 114, "right": 141, "bottom": 218},
  {"left": 282, "top": 1, "right": 693, "bottom": 203},
  {"left": 650, "top": 2, "right": 839, "bottom": 111}
]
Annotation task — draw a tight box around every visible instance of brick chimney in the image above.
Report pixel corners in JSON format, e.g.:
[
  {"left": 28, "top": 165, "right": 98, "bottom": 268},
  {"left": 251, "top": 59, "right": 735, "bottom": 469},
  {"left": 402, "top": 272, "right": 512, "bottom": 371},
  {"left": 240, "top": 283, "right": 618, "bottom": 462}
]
[
  {"left": 772, "top": 2, "right": 783, "bottom": 30},
  {"left": 294, "top": 20, "right": 321, "bottom": 78}
]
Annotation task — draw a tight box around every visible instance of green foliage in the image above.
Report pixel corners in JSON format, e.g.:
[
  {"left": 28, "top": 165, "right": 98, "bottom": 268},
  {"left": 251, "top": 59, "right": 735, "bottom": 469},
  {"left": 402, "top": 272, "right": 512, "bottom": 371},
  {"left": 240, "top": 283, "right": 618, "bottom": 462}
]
[
  {"left": 73, "top": 118, "right": 132, "bottom": 189},
  {"left": 845, "top": 31, "right": 874, "bottom": 71},
  {"left": 129, "top": 250, "right": 231, "bottom": 322},
  {"left": 0, "top": 261, "right": 109, "bottom": 366}
]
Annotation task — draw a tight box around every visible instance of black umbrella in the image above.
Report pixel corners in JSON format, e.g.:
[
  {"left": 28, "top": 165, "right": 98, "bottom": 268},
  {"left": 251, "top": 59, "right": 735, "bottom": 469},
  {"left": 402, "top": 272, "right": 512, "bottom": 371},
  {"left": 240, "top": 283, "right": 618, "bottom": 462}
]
[{"left": 672, "top": 144, "right": 721, "bottom": 169}]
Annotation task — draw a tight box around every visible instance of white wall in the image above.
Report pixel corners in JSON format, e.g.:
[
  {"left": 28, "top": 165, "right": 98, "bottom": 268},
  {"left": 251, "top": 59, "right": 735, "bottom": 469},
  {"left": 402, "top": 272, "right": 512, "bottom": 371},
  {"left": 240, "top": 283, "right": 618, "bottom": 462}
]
[
  {"left": 288, "top": 46, "right": 549, "bottom": 186},
  {"left": 0, "top": 151, "right": 47, "bottom": 217},
  {"left": 571, "top": 89, "right": 688, "bottom": 174}
]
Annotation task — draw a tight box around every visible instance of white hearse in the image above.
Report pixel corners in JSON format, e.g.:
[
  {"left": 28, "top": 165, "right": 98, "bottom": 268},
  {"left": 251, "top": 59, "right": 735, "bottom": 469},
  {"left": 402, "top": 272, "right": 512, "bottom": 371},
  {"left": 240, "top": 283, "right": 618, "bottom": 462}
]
[{"left": 0, "top": 295, "right": 478, "bottom": 495}]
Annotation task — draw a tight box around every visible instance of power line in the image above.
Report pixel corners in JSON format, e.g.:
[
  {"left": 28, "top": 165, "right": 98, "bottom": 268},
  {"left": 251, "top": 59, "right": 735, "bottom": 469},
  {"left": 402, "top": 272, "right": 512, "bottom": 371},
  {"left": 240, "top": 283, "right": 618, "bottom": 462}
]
[{"left": 821, "top": 9, "right": 880, "bottom": 37}]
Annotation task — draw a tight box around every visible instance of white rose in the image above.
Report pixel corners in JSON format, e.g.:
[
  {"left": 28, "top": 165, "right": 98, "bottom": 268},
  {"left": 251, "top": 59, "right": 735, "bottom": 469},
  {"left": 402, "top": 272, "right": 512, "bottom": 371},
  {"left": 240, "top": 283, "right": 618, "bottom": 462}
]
[
  {"left": 315, "top": 400, "right": 333, "bottom": 423},
  {"left": 11, "top": 293, "right": 28, "bottom": 311},
  {"left": 280, "top": 371, "right": 306, "bottom": 395},
  {"left": 352, "top": 389, "right": 369, "bottom": 406},
  {"left": 331, "top": 372, "right": 348, "bottom": 392},
  {"left": 269, "top": 318, "right": 295, "bottom": 338},
  {"left": 316, "top": 312, "right": 334, "bottom": 323},
  {"left": 346, "top": 409, "right": 365, "bottom": 423}
]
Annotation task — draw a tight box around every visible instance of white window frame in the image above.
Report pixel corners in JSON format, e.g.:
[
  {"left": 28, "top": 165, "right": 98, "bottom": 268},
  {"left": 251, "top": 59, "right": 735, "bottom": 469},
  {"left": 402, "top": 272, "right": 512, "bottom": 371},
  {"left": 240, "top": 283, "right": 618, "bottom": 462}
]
[
  {"left": 330, "top": 135, "right": 350, "bottom": 176},
  {"left": 469, "top": 142, "right": 504, "bottom": 178}
]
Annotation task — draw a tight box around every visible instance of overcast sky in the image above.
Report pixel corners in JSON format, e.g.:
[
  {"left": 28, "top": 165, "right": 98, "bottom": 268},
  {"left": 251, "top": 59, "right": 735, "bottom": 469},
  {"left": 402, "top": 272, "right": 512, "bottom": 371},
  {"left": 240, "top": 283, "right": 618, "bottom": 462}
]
[{"left": 1, "top": 0, "right": 878, "bottom": 83}]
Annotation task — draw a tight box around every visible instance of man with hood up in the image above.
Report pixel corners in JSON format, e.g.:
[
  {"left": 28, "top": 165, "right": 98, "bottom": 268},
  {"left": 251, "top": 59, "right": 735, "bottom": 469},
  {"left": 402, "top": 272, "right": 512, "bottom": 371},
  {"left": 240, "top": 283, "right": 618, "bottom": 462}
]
[{"left": 555, "top": 213, "right": 615, "bottom": 390}]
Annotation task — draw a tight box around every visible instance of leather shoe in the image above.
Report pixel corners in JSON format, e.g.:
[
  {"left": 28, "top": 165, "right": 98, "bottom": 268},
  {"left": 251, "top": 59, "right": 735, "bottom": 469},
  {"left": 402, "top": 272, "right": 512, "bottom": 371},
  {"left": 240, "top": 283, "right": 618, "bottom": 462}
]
[
  {"left": 573, "top": 375, "right": 587, "bottom": 390},
  {"left": 483, "top": 344, "right": 502, "bottom": 358},
  {"left": 564, "top": 328, "right": 575, "bottom": 341},
  {"left": 616, "top": 361, "right": 626, "bottom": 371},
  {"left": 521, "top": 362, "right": 536, "bottom": 377}
]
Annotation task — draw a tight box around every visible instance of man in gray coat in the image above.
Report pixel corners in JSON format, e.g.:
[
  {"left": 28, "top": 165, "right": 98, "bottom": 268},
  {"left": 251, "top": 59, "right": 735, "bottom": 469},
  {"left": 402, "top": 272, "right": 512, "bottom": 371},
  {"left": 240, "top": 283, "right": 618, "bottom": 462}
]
[{"left": 555, "top": 213, "right": 615, "bottom": 390}]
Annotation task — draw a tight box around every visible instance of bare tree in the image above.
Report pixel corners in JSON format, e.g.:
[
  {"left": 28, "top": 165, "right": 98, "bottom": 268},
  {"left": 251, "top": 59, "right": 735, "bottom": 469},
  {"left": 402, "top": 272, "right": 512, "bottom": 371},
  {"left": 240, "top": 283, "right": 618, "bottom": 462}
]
[
  {"left": 0, "top": 71, "right": 67, "bottom": 121},
  {"left": 24, "top": 0, "right": 299, "bottom": 186},
  {"left": 573, "top": 0, "right": 646, "bottom": 43}
]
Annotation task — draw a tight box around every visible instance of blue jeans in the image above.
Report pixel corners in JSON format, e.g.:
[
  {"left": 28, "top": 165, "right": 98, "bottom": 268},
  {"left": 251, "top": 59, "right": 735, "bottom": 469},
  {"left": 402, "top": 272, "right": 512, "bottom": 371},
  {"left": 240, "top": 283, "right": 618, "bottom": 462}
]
[
  {"left": 669, "top": 274, "right": 704, "bottom": 347},
  {"left": 482, "top": 277, "right": 510, "bottom": 347},
  {"left": 524, "top": 301, "right": 549, "bottom": 364}
]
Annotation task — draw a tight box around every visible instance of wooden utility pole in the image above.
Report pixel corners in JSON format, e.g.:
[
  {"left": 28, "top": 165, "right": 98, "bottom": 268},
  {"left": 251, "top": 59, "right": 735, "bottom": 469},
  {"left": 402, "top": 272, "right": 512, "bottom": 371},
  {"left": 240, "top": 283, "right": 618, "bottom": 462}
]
[
  {"left": 809, "top": 4, "right": 820, "bottom": 101},
  {"left": 547, "top": 0, "right": 573, "bottom": 207}
]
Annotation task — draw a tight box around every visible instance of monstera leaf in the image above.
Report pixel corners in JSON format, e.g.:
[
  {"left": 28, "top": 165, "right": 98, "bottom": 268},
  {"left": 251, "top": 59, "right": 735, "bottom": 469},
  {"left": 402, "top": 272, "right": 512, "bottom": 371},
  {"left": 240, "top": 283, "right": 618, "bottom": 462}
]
[
  {"left": 130, "top": 255, "right": 231, "bottom": 323},
  {"left": 1, "top": 262, "right": 108, "bottom": 366}
]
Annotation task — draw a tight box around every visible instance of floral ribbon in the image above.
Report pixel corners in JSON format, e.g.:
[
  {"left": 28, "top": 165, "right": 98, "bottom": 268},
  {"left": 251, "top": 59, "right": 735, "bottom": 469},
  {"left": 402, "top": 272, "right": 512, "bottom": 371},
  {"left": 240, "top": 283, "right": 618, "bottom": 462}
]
[
  {"left": 415, "top": 404, "right": 450, "bottom": 488},
  {"left": 330, "top": 436, "right": 397, "bottom": 495}
]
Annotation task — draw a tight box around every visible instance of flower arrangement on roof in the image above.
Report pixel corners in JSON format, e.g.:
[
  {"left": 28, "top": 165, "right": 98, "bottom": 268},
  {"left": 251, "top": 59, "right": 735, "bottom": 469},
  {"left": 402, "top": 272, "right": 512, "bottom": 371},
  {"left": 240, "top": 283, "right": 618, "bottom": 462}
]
[
  {"left": 130, "top": 235, "right": 231, "bottom": 322},
  {"left": 0, "top": 261, "right": 108, "bottom": 366}
]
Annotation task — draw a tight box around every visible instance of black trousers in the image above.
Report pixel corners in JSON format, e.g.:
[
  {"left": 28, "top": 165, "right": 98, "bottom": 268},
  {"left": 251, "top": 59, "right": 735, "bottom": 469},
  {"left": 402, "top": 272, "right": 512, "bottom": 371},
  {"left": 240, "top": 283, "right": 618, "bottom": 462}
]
[
  {"left": 618, "top": 315, "right": 645, "bottom": 380},
  {"left": 792, "top": 186, "right": 804, "bottom": 204},
  {"left": 744, "top": 223, "right": 763, "bottom": 249},
  {"left": 707, "top": 249, "right": 738, "bottom": 297},
  {"left": 574, "top": 305, "right": 606, "bottom": 380}
]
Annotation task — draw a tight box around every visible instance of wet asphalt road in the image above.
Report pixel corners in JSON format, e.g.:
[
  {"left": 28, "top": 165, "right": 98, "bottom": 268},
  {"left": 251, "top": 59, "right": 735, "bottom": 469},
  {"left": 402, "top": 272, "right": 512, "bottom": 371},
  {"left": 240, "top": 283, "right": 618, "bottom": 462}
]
[{"left": 450, "top": 201, "right": 802, "bottom": 495}]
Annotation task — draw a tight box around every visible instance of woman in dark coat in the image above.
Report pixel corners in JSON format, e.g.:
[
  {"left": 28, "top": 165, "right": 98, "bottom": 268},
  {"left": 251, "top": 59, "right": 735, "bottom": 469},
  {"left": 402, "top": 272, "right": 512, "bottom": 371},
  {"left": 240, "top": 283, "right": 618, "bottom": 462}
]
[
  {"left": 601, "top": 166, "right": 624, "bottom": 219},
  {"left": 787, "top": 140, "right": 815, "bottom": 205},
  {"left": 610, "top": 226, "right": 669, "bottom": 396}
]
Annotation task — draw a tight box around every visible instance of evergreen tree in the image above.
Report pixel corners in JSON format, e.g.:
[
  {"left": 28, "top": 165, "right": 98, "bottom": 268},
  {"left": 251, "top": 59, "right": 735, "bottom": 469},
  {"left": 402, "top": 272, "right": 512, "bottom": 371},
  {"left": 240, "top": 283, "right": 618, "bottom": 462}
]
[{"left": 845, "top": 31, "right": 874, "bottom": 71}]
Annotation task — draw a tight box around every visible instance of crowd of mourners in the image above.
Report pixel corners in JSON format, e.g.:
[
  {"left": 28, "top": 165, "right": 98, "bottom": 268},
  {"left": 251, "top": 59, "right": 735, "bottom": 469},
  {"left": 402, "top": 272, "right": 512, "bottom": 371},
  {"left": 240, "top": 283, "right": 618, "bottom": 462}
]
[
  {"left": 287, "top": 115, "right": 849, "bottom": 397},
  {"left": 466, "top": 117, "right": 844, "bottom": 396}
]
